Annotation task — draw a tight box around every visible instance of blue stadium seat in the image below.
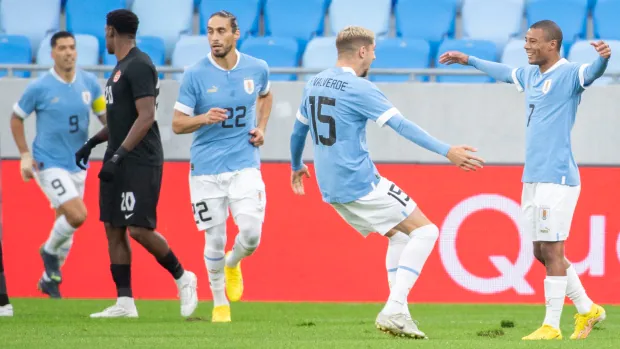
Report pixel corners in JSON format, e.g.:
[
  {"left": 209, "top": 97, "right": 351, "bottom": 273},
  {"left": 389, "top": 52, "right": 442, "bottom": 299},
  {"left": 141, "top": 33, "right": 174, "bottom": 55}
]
[
  {"left": 593, "top": 0, "right": 620, "bottom": 40},
  {"left": 132, "top": 0, "right": 193, "bottom": 60},
  {"left": 37, "top": 34, "right": 100, "bottom": 67},
  {"left": 1, "top": 0, "right": 61, "bottom": 55},
  {"left": 568, "top": 40, "right": 620, "bottom": 85},
  {"left": 526, "top": 0, "right": 588, "bottom": 52},
  {"left": 370, "top": 39, "right": 431, "bottom": 82},
  {"left": 199, "top": 0, "right": 261, "bottom": 37},
  {"left": 589, "top": 0, "right": 598, "bottom": 9},
  {"left": 66, "top": 0, "right": 126, "bottom": 55},
  {"left": 240, "top": 37, "right": 299, "bottom": 81},
  {"left": 329, "top": 0, "right": 391, "bottom": 37},
  {"left": 302, "top": 37, "right": 337, "bottom": 81},
  {"left": 172, "top": 35, "right": 211, "bottom": 80},
  {"left": 264, "top": 0, "right": 326, "bottom": 47},
  {"left": 395, "top": 0, "right": 458, "bottom": 54},
  {"left": 436, "top": 39, "right": 497, "bottom": 83},
  {"left": 462, "top": 0, "right": 524, "bottom": 50},
  {"left": 0, "top": 35, "right": 32, "bottom": 78}
]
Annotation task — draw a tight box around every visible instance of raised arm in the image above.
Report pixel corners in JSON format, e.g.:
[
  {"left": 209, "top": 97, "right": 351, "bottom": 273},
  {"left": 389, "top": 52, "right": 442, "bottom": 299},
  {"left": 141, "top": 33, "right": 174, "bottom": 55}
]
[
  {"left": 581, "top": 41, "right": 611, "bottom": 87},
  {"left": 439, "top": 51, "right": 515, "bottom": 84}
]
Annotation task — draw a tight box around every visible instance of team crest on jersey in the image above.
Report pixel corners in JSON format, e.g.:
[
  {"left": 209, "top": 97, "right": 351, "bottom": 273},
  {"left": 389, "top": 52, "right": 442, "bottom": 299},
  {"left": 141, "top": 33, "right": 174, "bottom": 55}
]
[
  {"left": 82, "top": 91, "right": 92, "bottom": 105},
  {"left": 113, "top": 70, "right": 122, "bottom": 83},
  {"left": 542, "top": 79, "right": 552, "bottom": 94},
  {"left": 243, "top": 78, "right": 255, "bottom": 94}
]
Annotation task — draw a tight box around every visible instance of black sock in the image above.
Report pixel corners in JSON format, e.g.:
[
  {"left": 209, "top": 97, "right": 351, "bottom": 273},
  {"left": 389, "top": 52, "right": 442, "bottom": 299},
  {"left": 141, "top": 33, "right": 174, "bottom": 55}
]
[
  {"left": 156, "top": 250, "right": 185, "bottom": 280},
  {"left": 110, "top": 264, "right": 132, "bottom": 298},
  {"left": 0, "top": 242, "right": 9, "bottom": 306}
]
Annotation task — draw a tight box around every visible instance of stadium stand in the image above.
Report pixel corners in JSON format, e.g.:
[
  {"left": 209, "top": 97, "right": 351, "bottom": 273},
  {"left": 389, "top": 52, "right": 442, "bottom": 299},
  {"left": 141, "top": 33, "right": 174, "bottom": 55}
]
[
  {"left": 199, "top": 0, "right": 261, "bottom": 37},
  {"left": 329, "top": 0, "right": 392, "bottom": 37},
  {"left": 436, "top": 39, "right": 497, "bottom": 83},
  {"left": 302, "top": 36, "right": 337, "bottom": 81},
  {"left": 1, "top": 0, "right": 61, "bottom": 55},
  {"left": 593, "top": 0, "right": 620, "bottom": 40},
  {"left": 462, "top": 0, "right": 524, "bottom": 52},
  {"left": 132, "top": 0, "right": 193, "bottom": 60},
  {"left": 371, "top": 38, "right": 431, "bottom": 82},
  {"left": 264, "top": 0, "right": 326, "bottom": 48},
  {"left": 0, "top": 35, "right": 32, "bottom": 78},
  {"left": 65, "top": 0, "right": 126, "bottom": 55},
  {"left": 171, "top": 35, "right": 211, "bottom": 80},
  {"left": 526, "top": 0, "right": 588, "bottom": 54},
  {"left": 395, "top": 0, "right": 457, "bottom": 55},
  {"left": 240, "top": 36, "right": 299, "bottom": 81}
]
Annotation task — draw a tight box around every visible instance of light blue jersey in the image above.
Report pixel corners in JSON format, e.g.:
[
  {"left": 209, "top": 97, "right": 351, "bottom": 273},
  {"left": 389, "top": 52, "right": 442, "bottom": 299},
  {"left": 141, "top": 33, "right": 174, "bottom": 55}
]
[
  {"left": 512, "top": 58, "right": 589, "bottom": 186},
  {"left": 14, "top": 69, "right": 105, "bottom": 173},
  {"left": 175, "top": 51, "right": 270, "bottom": 176},
  {"left": 296, "top": 67, "right": 401, "bottom": 203}
]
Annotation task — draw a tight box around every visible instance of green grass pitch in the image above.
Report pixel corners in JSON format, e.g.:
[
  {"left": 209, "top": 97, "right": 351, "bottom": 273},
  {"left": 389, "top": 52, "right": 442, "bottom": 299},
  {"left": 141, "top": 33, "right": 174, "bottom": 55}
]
[{"left": 1, "top": 299, "right": 617, "bottom": 348}]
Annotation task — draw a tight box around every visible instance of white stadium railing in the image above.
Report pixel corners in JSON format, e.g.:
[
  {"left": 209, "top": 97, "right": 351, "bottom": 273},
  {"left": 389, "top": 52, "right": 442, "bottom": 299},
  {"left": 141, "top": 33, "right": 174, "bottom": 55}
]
[{"left": 1, "top": 64, "right": 619, "bottom": 83}]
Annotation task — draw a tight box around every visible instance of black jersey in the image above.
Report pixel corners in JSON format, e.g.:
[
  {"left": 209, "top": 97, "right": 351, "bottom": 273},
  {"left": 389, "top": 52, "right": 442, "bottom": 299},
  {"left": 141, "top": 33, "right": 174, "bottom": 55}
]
[{"left": 104, "top": 47, "right": 163, "bottom": 166}]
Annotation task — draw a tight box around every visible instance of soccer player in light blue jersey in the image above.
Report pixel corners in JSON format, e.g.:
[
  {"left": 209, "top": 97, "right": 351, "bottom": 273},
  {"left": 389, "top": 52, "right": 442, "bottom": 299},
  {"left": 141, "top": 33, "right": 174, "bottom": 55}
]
[
  {"left": 290, "top": 26, "right": 484, "bottom": 339},
  {"left": 172, "top": 11, "right": 272, "bottom": 323},
  {"left": 10, "top": 31, "right": 106, "bottom": 299},
  {"left": 440, "top": 20, "right": 610, "bottom": 340}
]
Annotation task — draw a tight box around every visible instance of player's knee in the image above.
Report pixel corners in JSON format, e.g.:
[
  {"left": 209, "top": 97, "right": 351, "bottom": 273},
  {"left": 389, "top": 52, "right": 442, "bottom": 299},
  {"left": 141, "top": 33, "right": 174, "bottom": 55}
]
[
  {"left": 412, "top": 224, "right": 439, "bottom": 242},
  {"left": 237, "top": 215, "right": 262, "bottom": 249},
  {"left": 128, "top": 226, "right": 150, "bottom": 243},
  {"left": 205, "top": 224, "right": 226, "bottom": 253},
  {"left": 62, "top": 201, "right": 88, "bottom": 227}
]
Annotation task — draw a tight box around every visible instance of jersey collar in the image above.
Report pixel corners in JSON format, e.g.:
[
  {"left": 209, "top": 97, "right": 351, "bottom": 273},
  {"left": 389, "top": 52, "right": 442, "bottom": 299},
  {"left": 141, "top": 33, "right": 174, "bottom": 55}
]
[
  {"left": 50, "top": 67, "right": 76, "bottom": 84},
  {"left": 341, "top": 67, "right": 356, "bottom": 75},
  {"left": 208, "top": 49, "right": 241, "bottom": 71},
  {"left": 542, "top": 58, "right": 568, "bottom": 75}
]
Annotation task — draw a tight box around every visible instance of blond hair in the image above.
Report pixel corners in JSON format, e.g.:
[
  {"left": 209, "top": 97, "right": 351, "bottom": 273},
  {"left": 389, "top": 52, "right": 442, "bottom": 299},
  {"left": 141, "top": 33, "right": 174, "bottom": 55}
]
[{"left": 336, "top": 26, "right": 375, "bottom": 57}]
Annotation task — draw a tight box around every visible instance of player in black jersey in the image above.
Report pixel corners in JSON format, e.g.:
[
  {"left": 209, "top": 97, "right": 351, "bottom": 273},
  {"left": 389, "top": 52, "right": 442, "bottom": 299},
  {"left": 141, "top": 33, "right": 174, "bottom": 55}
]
[
  {"left": 75, "top": 9, "right": 197, "bottom": 318},
  {"left": 0, "top": 241, "right": 12, "bottom": 317}
]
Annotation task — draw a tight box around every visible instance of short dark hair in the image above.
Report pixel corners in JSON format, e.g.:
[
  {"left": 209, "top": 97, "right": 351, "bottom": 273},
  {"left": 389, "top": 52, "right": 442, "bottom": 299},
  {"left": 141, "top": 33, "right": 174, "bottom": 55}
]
[
  {"left": 530, "top": 20, "right": 563, "bottom": 52},
  {"left": 106, "top": 9, "right": 139, "bottom": 38},
  {"left": 209, "top": 10, "right": 239, "bottom": 33},
  {"left": 50, "top": 31, "right": 75, "bottom": 47}
]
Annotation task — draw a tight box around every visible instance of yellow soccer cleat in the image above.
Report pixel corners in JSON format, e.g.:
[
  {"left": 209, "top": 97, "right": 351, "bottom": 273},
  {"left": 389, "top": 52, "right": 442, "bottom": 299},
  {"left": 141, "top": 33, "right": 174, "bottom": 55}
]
[
  {"left": 224, "top": 251, "right": 244, "bottom": 302},
  {"left": 211, "top": 305, "right": 231, "bottom": 323},
  {"left": 570, "top": 304, "right": 606, "bottom": 340},
  {"left": 522, "top": 325, "right": 562, "bottom": 340}
]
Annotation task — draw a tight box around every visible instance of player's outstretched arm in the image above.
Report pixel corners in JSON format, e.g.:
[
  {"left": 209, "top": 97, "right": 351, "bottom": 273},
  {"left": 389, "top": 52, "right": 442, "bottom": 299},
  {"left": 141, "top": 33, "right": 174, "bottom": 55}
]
[
  {"left": 290, "top": 118, "right": 311, "bottom": 195},
  {"left": 9, "top": 113, "right": 36, "bottom": 181},
  {"left": 439, "top": 51, "right": 514, "bottom": 84},
  {"left": 171, "top": 108, "right": 227, "bottom": 134},
  {"left": 582, "top": 41, "right": 611, "bottom": 86},
  {"left": 385, "top": 115, "right": 484, "bottom": 171}
]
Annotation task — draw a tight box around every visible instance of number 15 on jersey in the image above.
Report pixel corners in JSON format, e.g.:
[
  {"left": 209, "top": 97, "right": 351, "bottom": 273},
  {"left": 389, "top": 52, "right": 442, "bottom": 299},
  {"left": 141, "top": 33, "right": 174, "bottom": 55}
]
[{"left": 308, "top": 95, "right": 337, "bottom": 146}]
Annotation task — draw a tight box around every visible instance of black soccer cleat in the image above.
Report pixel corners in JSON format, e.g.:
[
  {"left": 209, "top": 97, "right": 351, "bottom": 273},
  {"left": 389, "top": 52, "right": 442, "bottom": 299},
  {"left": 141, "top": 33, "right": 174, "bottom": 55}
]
[
  {"left": 38, "top": 277, "right": 61, "bottom": 299},
  {"left": 39, "top": 247, "right": 62, "bottom": 284}
]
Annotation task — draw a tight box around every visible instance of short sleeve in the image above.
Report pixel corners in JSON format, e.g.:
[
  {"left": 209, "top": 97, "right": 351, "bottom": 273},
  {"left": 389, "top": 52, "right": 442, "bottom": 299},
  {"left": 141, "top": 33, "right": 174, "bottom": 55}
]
[
  {"left": 174, "top": 70, "right": 196, "bottom": 116},
  {"left": 355, "top": 81, "right": 399, "bottom": 127},
  {"left": 126, "top": 61, "right": 157, "bottom": 100},
  {"left": 576, "top": 63, "right": 590, "bottom": 91},
  {"left": 13, "top": 81, "right": 39, "bottom": 119},
  {"left": 295, "top": 85, "right": 309, "bottom": 125},
  {"left": 87, "top": 73, "right": 106, "bottom": 116},
  {"left": 258, "top": 60, "right": 270, "bottom": 96},
  {"left": 511, "top": 67, "right": 526, "bottom": 93}
]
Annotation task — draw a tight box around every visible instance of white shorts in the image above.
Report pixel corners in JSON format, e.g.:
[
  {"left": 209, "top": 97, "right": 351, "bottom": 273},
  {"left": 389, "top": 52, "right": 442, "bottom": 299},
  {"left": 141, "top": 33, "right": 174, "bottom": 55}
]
[
  {"left": 35, "top": 168, "right": 87, "bottom": 209},
  {"left": 521, "top": 182, "right": 581, "bottom": 242},
  {"left": 189, "top": 168, "right": 266, "bottom": 230},
  {"left": 331, "top": 177, "right": 417, "bottom": 237}
]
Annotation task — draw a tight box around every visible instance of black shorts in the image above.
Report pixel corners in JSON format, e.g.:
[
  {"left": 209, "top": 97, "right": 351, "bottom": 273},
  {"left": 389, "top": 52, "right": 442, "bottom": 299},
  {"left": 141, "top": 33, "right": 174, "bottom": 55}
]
[{"left": 99, "top": 161, "right": 162, "bottom": 229}]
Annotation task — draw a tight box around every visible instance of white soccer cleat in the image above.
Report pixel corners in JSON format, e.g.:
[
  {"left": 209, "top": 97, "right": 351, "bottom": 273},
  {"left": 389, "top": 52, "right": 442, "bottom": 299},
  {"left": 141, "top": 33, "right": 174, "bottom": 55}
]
[
  {"left": 0, "top": 304, "right": 13, "bottom": 317},
  {"left": 177, "top": 270, "right": 198, "bottom": 317},
  {"left": 90, "top": 299, "right": 138, "bottom": 318},
  {"left": 375, "top": 312, "right": 427, "bottom": 339}
]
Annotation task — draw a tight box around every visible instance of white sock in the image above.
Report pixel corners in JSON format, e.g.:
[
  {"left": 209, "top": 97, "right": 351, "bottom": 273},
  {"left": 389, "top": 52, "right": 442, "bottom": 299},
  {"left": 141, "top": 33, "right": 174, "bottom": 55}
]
[
  {"left": 43, "top": 216, "right": 76, "bottom": 255},
  {"left": 566, "top": 265, "right": 593, "bottom": 314},
  {"left": 386, "top": 233, "right": 410, "bottom": 314},
  {"left": 383, "top": 225, "right": 438, "bottom": 315},
  {"left": 204, "top": 226, "right": 229, "bottom": 307},
  {"left": 57, "top": 237, "right": 74, "bottom": 266},
  {"left": 543, "top": 276, "right": 568, "bottom": 329},
  {"left": 117, "top": 296, "right": 135, "bottom": 308},
  {"left": 226, "top": 216, "right": 262, "bottom": 268}
]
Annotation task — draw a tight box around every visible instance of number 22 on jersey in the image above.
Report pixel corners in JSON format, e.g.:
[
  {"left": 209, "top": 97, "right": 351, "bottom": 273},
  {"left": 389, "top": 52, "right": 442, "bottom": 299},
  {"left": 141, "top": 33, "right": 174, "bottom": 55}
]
[{"left": 308, "top": 96, "right": 337, "bottom": 146}]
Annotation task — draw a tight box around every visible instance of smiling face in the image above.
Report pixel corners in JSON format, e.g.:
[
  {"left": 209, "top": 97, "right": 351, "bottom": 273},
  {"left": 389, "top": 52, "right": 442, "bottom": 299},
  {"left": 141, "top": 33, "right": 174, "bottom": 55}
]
[{"left": 524, "top": 27, "right": 561, "bottom": 66}]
